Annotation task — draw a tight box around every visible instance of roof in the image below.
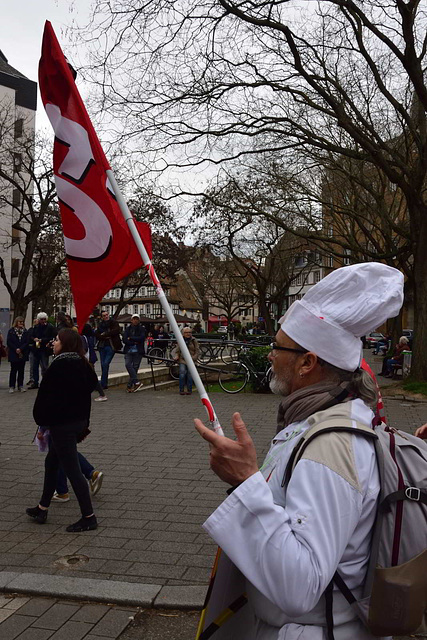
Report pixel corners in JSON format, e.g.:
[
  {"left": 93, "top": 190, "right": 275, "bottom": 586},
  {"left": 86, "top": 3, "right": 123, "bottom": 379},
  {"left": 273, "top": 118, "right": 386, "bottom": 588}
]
[{"left": 0, "top": 51, "right": 28, "bottom": 79}]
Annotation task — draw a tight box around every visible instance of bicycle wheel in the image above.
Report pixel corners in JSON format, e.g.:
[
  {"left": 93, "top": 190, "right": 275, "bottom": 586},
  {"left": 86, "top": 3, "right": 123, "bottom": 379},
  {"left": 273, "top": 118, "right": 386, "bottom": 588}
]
[
  {"left": 221, "top": 345, "right": 239, "bottom": 363},
  {"left": 218, "top": 361, "right": 249, "bottom": 393},
  {"left": 169, "top": 363, "right": 180, "bottom": 380},
  {"left": 198, "top": 344, "right": 212, "bottom": 364},
  {"left": 148, "top": 347, "right": 164, "bottom": 365}
]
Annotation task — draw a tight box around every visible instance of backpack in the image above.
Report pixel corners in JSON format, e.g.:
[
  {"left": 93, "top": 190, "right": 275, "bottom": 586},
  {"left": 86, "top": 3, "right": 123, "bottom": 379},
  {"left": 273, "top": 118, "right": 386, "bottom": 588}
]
[{"left": 283, "top": 406, "right": 427, "bottom": 638}]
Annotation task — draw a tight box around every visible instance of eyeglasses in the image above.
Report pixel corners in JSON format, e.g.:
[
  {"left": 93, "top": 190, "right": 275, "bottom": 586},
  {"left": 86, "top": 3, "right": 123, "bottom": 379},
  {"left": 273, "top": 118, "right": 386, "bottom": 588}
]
[{"left": 269, "top": 342, "right": 307, "bottom": 355}]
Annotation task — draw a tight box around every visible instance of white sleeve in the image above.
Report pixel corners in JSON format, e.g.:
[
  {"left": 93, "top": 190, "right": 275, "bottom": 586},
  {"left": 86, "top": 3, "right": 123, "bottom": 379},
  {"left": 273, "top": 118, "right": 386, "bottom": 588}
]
[{"left": 203, "top": 462, "right": 363, "bottom": 618}]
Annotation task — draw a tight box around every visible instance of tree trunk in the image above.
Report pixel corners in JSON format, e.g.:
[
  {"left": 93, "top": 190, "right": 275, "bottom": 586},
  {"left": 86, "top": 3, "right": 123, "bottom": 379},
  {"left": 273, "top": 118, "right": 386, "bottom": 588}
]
[
  {"left": 13, "top": 300, "right": 29, "bottom": 321},
  {"left": 409, "top": 213, "right": 427, "bottom": 380}
]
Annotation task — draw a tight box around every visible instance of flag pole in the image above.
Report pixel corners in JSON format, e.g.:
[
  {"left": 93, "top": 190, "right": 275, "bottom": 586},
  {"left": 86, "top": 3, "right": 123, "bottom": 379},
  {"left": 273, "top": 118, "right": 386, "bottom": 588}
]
[{"left": 106, "top": 170, "right": 224, "bottom": 436}]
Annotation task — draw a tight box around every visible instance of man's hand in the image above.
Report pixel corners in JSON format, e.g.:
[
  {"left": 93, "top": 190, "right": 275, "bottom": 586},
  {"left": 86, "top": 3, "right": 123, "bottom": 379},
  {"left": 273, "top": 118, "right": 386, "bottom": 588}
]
[
  {"left": 194, "top": 412, "right": 259, "bottom": 486},
  {"left": 415, "top": 423, "right": 427, "bottom": 439}
]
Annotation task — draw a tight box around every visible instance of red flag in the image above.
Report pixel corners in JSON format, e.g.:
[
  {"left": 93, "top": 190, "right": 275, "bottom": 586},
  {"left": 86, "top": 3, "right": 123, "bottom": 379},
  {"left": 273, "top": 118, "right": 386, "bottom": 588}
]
[{"left": 38, "top": 21, "right": 151, "bottom": 329}]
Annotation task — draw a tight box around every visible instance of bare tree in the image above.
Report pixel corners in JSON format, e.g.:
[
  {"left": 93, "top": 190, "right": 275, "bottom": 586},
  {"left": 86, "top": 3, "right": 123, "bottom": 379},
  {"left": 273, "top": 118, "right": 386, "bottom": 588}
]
[
  {"left": 0, "top": 106, "right": 65, "bottom": 319},
  {"left": 80, "top": 0, "right": 427, "bottom": 377},
  {"left": 193, "top": 176, "right": 310, "bottom": 334}
]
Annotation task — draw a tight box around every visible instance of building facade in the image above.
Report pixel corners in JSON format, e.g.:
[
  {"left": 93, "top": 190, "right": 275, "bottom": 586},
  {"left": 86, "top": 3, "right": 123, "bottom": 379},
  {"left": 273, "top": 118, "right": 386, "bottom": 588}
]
[{"left": 0, "top": 51, "right": 37, "bottom": 331}]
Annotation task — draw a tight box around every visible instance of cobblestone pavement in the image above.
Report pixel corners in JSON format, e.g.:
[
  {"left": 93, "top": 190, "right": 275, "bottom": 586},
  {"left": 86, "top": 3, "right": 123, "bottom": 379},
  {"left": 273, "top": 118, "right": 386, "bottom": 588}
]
[
  {"left": 0, "top": 593, "right": 137, "bottom": 640},
  {"left": 1, "top": 349, "right": 426, "bottom": 639},
  {"left": 0, "top": 385, "right": 278, "bottom": 587}
]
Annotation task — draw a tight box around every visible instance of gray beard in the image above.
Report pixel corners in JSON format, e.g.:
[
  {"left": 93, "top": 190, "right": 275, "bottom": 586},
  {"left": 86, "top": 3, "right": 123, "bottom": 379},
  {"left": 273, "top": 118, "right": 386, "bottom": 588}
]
[{"left": 269, "top": 371, "right": 292, "bottom": 397}]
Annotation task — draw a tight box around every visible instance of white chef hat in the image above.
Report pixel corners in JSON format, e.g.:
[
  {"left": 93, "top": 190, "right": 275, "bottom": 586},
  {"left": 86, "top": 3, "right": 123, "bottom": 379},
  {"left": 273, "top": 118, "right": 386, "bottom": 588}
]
[{"left": 279, "top": 262, "right": 404, "bottom": 371}]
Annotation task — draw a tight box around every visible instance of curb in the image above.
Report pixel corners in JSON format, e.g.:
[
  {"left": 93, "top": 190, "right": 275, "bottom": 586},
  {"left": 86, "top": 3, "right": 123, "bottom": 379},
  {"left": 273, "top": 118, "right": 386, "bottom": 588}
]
[
  {"left": 0, "top": 572, "right": 206, "bottom": 610},
  {"left": 381, "top": 394, "right": 427, "bottom": 404}
]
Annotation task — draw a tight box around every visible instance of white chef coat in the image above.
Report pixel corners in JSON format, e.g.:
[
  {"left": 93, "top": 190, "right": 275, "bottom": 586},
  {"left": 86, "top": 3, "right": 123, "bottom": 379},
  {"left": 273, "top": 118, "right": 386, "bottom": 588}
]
[{"left": 203, "top": 399, "right": 389, "bottom": 640}]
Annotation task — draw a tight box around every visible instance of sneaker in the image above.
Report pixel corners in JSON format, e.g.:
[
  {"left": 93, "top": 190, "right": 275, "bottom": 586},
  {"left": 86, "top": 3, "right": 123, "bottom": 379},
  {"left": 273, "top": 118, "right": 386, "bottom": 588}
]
[
  {"left": 185, "top": 391, "right": 192, "bottom": 395},
  {"left": 26, "top": 506, "right": 47, "bottom": 524},
  {"left": 66, "top": 515, "right": 97, "bottom": 533},
  {"left": 126, "top": 386, "right": 134, "bottom": 393},
  {"left": 27, "top": 383, "right": 39, "bottom": 389},
  {"left": 90, "top": 470, "right": 104, "bottom": 496},
  {"left": 179, "top": 391, "right": 185, "bottom": 395},
  {"left": 18, "top": 387, "right": 26, "bottom": 393},
  {"left": 94, "top": 395, "right": 108, "bottom": 402},
  {"left": 52, "top": 491, "right": 70, "bottom": 502},
  {"left": 9, "top": 388, "right": 14, "bottom": 394},
  {"left": 133, "top": 382, "right": 143, "bottom": 392}
]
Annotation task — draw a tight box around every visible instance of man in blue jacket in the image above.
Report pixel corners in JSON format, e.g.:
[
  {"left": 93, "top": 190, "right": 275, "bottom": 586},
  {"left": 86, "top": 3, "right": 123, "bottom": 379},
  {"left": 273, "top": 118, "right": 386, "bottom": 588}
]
[{"left": 123, "top": 314, "right": 146, "bottom": 392}]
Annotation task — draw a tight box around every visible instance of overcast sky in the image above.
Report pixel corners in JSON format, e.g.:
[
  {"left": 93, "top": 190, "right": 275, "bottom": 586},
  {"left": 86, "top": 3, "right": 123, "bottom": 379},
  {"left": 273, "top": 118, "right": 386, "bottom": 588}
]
[{"left": 1, "top": 0, "right": 90, "bottom": 131}]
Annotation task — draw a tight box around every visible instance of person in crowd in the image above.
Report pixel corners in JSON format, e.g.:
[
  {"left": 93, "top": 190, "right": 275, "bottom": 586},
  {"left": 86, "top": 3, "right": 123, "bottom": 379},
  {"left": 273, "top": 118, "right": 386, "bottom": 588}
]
[
  {"left": 95, "top": 310, "right": 122, "bottom": 390},
  {"left": 26, "top": 328, "right": 99, "bottom": 532},
  {"left": 157, "top": 326, "right": 170, "bottom": 355},
  {"left": 172, "top": 327, "right": 200, "bottom": 395},
  {"left": 383, "top": 335, "right": 409, "bottom": 377},
  {"left": 194, "top": 262, "right": 403, "bottom": 640},
  {"left": 56, "top": 311, "right": 73, "bottom": 331},
  {"left": 0, "top": 329, "right": 6, "bottom": 368},
  {"left": 28, "top": 312, "right": 56, "bottom": 389},
  {"left": 373, "top": 333, "right": 391, "bottom": 356},
  {"left": 123, "top": 314, "right": 145, "bottom": 392},
  {"left": 26, "top": 317, "right": 38, "bottom": 387},
  {"left": 81, "top": 323, "right": 107, "bottom": 402},
  {"left": 7, "top": 316, "right": 29, "bottom": 393},
  {"left": 53, "top": 454, "right": 103, "bottom": 502}
]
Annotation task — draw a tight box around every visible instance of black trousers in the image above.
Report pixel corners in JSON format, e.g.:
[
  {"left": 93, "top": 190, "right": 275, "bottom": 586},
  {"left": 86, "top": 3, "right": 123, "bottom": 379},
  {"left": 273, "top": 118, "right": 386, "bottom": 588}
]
[
  {"left": 9, "top": 361, "right": 25, "bottom": 388},
  {"left": 40, "top": 422, "right": 94, "bottom": 518}
]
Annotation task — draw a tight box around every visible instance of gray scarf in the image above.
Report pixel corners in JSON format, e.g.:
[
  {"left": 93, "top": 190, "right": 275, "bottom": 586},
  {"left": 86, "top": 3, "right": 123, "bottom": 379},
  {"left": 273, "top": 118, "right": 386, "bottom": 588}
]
[{"left": 276, "top": 381, "right": 352, "bottom": 434}]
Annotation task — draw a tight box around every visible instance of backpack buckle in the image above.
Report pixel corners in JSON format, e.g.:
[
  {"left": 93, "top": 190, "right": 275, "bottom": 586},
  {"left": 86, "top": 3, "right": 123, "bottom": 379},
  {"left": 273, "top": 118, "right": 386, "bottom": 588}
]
[{"left": 405, "top": 487, "right": 421, "bottom": 501}]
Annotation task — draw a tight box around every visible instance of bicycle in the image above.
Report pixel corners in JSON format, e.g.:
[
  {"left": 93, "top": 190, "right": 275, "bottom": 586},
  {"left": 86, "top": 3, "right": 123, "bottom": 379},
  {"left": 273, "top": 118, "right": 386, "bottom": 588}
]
[
  {"left": 197, "top": 338, "right": 242, "bottom": 364},
  {"left": 218, "top": 346, "right": 272, "bottom": 393}
]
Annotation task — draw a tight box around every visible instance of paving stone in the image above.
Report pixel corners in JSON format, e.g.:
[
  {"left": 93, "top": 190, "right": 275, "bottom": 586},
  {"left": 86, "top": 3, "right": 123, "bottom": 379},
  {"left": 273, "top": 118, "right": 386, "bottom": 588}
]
[
  {"left": 0, "top": 614, "right": 37, "bottom": 640},
  {"left": 47, "top": 621, "right": 93, "bottom": 640},
  {"left": 70, "top": 604, "right": 110, "bottom": 624},
  {"left": 7, "top": 574, "right": 161, "bottom": 607},
  {"left": 0, "top": 595, "right": 14, "bottom": 607},
  {"left": 14, "top": 628, "right": 54, "bottom": 640},
  {"left": 4, "top": 598, "right": 30, "bottom": 610},
  {"left": 89, "top": 609, "right": 134, "bottom": 638},
  {"left": 31, "top": 603, "right": 80, "bottom": 630},
  {"left": 154, "top": 585, "right": 206, "bottom": 609},
  {"left": 0, "top": 609, "right": 15, "bottom": 623},
  {"left": 14, "top": 599, "right": 56, "bottom": 618}
]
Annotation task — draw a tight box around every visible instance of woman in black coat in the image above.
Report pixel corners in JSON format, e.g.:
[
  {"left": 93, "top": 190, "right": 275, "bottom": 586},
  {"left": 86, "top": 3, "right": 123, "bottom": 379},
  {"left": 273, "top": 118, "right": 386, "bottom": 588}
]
[
  {"left": 26, "top": 328, "right": 99, "bottom": 532},
  {"left": 7, "top": 316, "right": 29, "bottom": 393}
]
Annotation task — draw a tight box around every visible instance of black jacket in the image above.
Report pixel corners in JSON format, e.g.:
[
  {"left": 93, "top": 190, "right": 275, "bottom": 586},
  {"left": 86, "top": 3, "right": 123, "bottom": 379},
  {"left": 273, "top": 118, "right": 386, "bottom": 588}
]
[
  {"left": 30, "top": 322, "right": 57, "bottom": 353},
  {"left": 95, "top": 319, "right": 122, "bottom": 351},
  {"left": 33, "top": 352, "right": 98, "bottom": 427},
  {"left": 7, "top": 328, "right": 29, "bottom": 362}
]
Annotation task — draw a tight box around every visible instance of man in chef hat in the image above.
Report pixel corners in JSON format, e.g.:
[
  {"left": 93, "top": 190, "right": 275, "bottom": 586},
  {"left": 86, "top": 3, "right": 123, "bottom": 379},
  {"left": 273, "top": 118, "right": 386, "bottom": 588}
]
[{"left": 195, "top": 262, "right": 403, "bottom": 640}]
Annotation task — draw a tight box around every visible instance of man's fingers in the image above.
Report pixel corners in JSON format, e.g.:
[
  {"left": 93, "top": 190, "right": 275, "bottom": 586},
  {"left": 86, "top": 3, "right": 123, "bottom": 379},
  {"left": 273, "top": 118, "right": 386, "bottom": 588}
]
[
  {"left": 194, "top": 418, "right": 222, "bottom": 445},
  {"left": 232, "top": 412, "right": 252, "bottom": 444}
]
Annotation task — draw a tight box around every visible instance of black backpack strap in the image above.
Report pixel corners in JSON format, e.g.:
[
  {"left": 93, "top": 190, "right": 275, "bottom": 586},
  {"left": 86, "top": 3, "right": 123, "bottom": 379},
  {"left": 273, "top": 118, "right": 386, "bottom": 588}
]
[
  {"left": 380, "top": 487, "right": 427, "bottom": 510},
  {"left": 325, "top": 580, "right": 335, "bottom": 640}
]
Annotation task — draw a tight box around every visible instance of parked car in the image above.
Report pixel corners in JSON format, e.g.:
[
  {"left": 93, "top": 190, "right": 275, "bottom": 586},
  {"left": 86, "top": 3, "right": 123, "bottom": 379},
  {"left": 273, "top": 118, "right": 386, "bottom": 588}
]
[
  {"left": 217, "top": 326, "right": 228, "bottom": 333},
  {"left": 365, "top": 332, "right": 385, "bottom": 349}
]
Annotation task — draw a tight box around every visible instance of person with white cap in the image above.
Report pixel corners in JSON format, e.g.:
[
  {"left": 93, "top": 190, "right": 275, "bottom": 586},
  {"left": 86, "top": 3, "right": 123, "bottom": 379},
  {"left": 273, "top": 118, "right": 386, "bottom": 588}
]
[{"left": 195, "top": 262, "right": 404, "bottom": 640}]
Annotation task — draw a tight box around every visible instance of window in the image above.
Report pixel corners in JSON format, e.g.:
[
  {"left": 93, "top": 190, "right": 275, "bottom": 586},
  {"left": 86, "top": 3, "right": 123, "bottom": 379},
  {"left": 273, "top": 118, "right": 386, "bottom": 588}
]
[
  {"left": 115, "top": 289, "right": 120, "bottom": 298},
  {"left": 329, "top": 256, "right": 334, "bottom": 268},
  {"left": 295, "top": 273, "right": 302, "bottom": 286},
  {"left": 11, "top": 258, "right": 20, "bottom": 277},
  {"left": 327, "top": 225, "right": 334, "bottom": 237},
  {"left": 146, "top": 303, "right": 152, "bottom": 316},
  {"left": 14, "top": 119, "right": 23, "bottom": 139},
  {"left": 133, "top": 305, "right": 138, "bottom": 314},
  {"left": 313, "top": 271, "right": 321, "bottom": 283},
  {"left": 343, "top": 249, "right": 351, "bottom": 266},
  {"left": 153, "top": 304, "right": 161, "bottom": 316},
  {"left": 12, "top": 189, "right": 21, "bottom": 208},
  {"left": 13, "top": 153, "right": 22, "bottom": 173}
]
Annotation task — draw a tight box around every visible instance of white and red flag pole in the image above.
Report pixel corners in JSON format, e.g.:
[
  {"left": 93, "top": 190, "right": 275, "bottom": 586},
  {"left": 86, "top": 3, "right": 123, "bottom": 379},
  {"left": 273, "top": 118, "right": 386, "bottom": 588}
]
[
  {"left": 39, "top": 21, "right": 223, "bottom": 436},
  {"left": 107, "top": 171, "right": 223, "bottom": 435}
]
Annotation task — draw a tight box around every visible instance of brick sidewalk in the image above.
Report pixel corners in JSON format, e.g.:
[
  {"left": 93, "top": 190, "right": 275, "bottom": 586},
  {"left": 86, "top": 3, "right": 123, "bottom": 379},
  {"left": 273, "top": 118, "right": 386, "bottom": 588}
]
[{"left": 0, "top": 594, "right": 136, "bottom": 640}]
